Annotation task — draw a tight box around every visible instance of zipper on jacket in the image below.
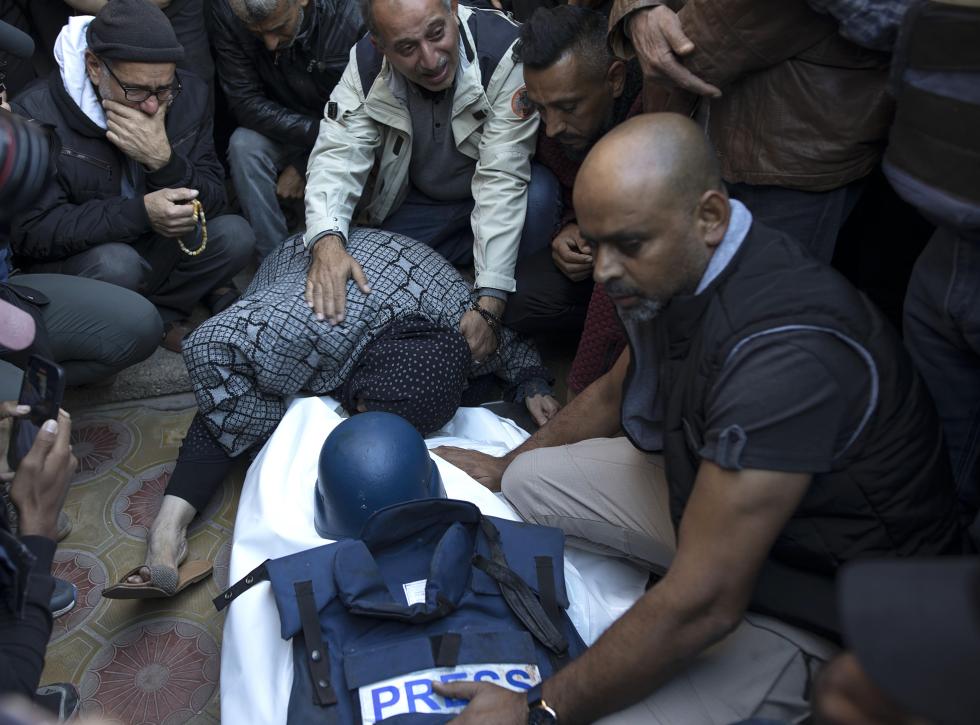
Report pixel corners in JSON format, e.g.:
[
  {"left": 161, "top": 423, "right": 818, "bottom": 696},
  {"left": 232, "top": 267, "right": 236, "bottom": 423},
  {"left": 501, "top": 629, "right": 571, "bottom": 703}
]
[
  {"left": 61, "top": 148, "right": 113, "bottom": 179},
  {"left": 171, "top": 129, "right": 197, "bottom": 148}
]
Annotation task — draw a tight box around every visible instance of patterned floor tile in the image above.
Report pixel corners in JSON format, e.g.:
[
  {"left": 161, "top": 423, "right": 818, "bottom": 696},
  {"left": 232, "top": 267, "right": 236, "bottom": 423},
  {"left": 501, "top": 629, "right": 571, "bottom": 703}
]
[
  {"left": 50, "top": 550, "right": 109, "bottom": 645},
  {"left": 79, "top": 619, "right": 220, "bottom": 725},
  {"left": 42, "top": 401, "right": 241, "bottom": 725}
]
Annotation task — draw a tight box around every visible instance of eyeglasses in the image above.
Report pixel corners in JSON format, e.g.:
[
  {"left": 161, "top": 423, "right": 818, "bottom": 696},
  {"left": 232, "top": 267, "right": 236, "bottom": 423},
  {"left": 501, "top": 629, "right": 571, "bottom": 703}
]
[{"left": 101, "top": 61, "right": 182, "bottom": 104}]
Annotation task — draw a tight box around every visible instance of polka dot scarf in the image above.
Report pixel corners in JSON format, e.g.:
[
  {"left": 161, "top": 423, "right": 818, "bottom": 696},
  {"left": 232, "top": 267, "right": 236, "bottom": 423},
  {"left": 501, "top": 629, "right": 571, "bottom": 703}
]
[{"left": 341, "top": 316, "right": 472, "bottom": 435}]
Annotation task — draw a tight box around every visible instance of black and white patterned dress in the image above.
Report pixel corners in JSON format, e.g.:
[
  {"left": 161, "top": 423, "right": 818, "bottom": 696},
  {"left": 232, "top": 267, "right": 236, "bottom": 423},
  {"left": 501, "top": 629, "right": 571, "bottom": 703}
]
[{"left": 184, "top": 230, "right": 551, "bottom": 456}]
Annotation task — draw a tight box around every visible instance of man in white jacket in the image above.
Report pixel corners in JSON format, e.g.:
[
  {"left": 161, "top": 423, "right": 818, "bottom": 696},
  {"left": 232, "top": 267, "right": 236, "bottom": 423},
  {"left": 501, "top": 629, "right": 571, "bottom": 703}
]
[{"left": 303, "top": 0, "right": 556, "bottom": 362}]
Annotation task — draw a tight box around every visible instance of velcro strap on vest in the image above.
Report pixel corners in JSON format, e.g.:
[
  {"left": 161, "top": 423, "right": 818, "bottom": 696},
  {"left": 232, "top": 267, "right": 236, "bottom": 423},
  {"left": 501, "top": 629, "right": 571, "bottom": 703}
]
[
  {"left": 887, "top": 85, "right": 980, "bottom": 205},
  {"left": 474, "top": 518, "right": 569, "bottom": 658},
  {"left": 295, "top": 580, "right": 338, "bottom": 707},
  {"left": 430, "top": 632, "right": 462, "bottom": 668},
  {"left": 534, "top": 557, "right": 561, "bottom": 627},
  {"left": 535, "top": 555, "right": 570, "bottom": 669},
  {"left": 212, "top": 561, "right": 269, "bottom": 612}
]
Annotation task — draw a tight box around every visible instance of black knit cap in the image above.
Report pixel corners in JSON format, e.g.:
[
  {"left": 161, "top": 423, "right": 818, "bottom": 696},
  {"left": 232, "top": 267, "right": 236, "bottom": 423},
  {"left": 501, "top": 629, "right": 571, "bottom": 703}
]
[{"left": 87, "top": 0, "right": 184, "bottom": 63}]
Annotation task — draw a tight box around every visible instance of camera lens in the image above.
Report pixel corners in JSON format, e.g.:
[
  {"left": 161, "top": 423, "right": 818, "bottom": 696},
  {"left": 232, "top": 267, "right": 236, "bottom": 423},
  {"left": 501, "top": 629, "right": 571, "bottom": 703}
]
[{"left": 0, "top": 110, "right": 52, "bottom": 217}]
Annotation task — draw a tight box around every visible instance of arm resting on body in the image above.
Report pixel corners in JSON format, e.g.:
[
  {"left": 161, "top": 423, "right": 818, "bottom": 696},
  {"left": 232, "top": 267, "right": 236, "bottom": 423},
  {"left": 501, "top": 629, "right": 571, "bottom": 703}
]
[
  {"left": 440, "top": 462, "right": 812, "bottom": 723},
  {"left": 537, "top": 463, "right": 811, "bottom": 722},
  {"left": 434, "top": 347, "right": 628, "bottom": 489},
  {"left": 304, "top": 51, "right": 383, "bottom": 247}
]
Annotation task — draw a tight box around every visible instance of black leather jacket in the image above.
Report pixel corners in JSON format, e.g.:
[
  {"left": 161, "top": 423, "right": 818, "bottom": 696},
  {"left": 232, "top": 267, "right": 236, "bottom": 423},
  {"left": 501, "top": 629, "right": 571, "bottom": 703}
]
[
  {"left": 208, "top": 0, "right": 364, "bottom": 163},
  {"left": 10, "top": 70, "right": 225, "bottom": 263}
]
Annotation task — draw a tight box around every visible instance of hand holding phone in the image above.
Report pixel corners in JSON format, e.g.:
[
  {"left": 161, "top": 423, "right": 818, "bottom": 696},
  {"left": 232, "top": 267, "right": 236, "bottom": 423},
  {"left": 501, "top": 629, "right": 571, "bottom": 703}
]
[
  {"left": 7, "top": 355, "right": 66, "bottom": 471},
  {"left": 8, "top": 409, "right": 76, "bottom": 540}
]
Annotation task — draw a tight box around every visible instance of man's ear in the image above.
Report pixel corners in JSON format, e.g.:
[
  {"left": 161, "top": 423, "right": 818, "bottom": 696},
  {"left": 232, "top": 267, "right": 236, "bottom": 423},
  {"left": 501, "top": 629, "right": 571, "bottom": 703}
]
[
  {"left": 84, "top": 50, "right": 102, "bottom": 88},
  {"left": 697, "top": 189, "right": 730, "bottom": 249},
  {"left": 607, "top": 59, "right": 627, "bottom": 99}
]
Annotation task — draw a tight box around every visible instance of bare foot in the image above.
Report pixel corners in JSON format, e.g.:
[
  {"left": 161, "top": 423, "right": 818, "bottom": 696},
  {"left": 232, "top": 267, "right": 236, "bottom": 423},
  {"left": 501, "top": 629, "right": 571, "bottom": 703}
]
[{"left": 126, "top": 495, "right": 197, "bottom": 585}]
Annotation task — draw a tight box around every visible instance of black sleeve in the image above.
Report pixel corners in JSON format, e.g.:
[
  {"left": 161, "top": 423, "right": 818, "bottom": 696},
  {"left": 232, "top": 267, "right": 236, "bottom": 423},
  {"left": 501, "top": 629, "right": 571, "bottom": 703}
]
[
  {"left": 0, "top": 535, "right": 55, "bottom": 698},
  {"left": 209, "top": 1, "right": 320, "bottom": 149},
  {"left": 700, "top": 330, "right": 874, "bottom": 473},
  {"left": 146, "top": 78, "right": 228, "bottom": 217},
  {"left": 492, "top": 328, "right": 554, "bottom": 401},
  {"left": 6, "top": 105, "right": 151, "bottom": 260}
]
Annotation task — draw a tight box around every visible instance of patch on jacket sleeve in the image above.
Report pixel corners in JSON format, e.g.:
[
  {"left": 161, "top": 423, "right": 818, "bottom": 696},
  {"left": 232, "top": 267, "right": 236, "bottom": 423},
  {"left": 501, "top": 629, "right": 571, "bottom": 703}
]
[{"left": 511, "top": 86, "right": 533, "bottom": 119}]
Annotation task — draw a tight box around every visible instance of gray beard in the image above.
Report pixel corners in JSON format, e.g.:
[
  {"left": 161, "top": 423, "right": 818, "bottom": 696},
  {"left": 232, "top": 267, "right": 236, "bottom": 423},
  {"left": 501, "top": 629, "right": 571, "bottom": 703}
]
[
  {"left": 617, "top": 299, "right": 662, "bottom": 322},
  {"left": 279, "top": 5, "right": 304, "bottom": 49}
]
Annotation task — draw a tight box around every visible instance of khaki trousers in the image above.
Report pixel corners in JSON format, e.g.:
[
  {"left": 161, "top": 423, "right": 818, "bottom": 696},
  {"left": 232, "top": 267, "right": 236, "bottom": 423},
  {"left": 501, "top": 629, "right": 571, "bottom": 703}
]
[{"left": 502, "top": 438, "right": 837, "bottom": 725}]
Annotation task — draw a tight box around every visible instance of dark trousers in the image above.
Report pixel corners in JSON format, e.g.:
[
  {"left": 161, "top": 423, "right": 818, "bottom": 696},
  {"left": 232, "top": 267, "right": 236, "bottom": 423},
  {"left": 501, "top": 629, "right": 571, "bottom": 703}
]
[
  {"left": 729, "top": 180, "right": 865, "bottom": 263},
  {"left": 27, "top": 215, "right": 254, "bottom": 323},
  {"left": 503, "top": 245, "right": 593, "bottom": 335},
  {"left": 904, "top": 227, "right": 980, "bottom": 520},
  {"left": 379, "top": 163, "right": 561, "bottom": 277},
  {"left": 227, "top": 127, "right": 305, "bottom": 259},
  {"left": 0, "top": 273, "right": 162, "bottom": 398}
]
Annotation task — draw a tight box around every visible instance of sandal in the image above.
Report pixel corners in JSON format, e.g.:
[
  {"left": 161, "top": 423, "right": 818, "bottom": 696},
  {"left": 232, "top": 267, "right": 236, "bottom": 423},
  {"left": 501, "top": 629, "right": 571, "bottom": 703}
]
[{"left": 101, "top": 541, "right": 213, "bottom": 600}]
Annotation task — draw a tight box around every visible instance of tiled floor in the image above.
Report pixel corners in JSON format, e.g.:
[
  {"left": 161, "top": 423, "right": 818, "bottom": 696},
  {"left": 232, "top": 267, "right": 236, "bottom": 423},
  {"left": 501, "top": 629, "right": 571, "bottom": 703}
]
[{"left": 41, "top": 398, "right": 244, "bottom": 724}]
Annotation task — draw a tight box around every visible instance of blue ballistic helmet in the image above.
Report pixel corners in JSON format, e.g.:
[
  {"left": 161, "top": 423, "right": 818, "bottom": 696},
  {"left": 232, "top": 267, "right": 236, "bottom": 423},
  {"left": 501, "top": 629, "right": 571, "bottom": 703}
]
[{"left": 314, "top": 411, "right": 446, "bottom": 539}]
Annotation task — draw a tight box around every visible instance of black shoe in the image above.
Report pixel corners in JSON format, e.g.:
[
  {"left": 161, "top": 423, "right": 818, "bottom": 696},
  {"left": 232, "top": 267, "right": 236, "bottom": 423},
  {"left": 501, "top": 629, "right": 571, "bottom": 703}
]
[
  {"left": 35, "top": 682, "right": 80, "bottom": 721},
  {"left": 50, "top": 577, "right": 77, "bottom": 619}
]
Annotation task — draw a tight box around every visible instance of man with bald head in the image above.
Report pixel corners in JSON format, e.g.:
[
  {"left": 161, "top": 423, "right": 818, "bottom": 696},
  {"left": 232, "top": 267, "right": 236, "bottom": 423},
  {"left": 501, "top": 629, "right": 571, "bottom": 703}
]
[{"left": 435, "top": 114, "right": 965, "bottom": 722}]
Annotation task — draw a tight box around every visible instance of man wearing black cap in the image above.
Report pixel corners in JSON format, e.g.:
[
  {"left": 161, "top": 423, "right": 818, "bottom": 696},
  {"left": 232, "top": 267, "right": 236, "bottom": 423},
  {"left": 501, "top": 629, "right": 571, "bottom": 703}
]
[{"left": 8, "top": 0, "right": 255, "bottom": 353}]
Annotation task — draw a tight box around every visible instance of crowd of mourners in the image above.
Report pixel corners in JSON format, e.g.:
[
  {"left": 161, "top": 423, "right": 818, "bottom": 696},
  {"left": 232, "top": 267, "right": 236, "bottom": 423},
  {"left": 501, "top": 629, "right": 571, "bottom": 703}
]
[{"left": 0, "top": 0, "right": 978, "bottom": 722}]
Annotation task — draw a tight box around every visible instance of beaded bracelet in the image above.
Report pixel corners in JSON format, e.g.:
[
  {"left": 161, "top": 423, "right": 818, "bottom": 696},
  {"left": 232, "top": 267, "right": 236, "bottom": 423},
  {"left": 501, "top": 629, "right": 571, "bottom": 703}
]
[
  {"left": 176, "top": 199, "right": 207, "bottom": 256},
  {"left": 471, "top": 302, "right": 503, "bottom": 344}
]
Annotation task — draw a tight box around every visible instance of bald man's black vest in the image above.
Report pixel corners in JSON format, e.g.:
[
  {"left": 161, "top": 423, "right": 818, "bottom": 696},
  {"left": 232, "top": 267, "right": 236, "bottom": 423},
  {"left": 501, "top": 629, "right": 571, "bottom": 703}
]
[{"left": 622, "top": 222, "right": 964, "bottom": 577}]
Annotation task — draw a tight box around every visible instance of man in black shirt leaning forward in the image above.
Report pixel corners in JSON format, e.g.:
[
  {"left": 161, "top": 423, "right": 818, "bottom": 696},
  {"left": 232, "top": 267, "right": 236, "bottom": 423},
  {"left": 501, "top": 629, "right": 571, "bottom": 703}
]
[
  {"left": 434, "top": 113, "right": 966, "bottom": 724},
  {"left": 212, "top": 0, "right": 365, "bottom": 259}
]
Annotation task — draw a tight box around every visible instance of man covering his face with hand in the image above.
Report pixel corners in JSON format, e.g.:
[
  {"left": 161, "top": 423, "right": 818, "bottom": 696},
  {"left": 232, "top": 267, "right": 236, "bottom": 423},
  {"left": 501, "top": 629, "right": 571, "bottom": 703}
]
[{"left": 10, "top": 0, "right": 254, "bottom": 353}]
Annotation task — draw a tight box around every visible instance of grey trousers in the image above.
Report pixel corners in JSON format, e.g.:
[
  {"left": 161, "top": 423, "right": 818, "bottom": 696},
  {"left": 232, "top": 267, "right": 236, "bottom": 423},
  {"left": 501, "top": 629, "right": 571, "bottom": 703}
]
[
  {"left": 27, "top": 215, "right": 254, "bottom": 323},
  {"left": 502, "top": 438, "right": 837, "bottom": 724},
  {"left": 228, "top": 127, "right": 306, "bottom": 260},
  {"left": 0, "top": 274, "right": 162, "bottom": 398}
]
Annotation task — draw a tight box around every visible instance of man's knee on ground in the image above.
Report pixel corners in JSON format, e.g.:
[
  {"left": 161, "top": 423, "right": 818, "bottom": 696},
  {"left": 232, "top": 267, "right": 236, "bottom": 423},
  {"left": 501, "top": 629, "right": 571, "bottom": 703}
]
[
  {"left": 83, "top": 244, "right": 147, "bottom": 291},
  {"left": 227, "top": 127, "right": 271, "bottom": 170},
  {"left": 206, "top": 215, "right": 256, "bottom": 266},
  {"left": 116, "top": 293, "right": 164, "bottom": 364}
]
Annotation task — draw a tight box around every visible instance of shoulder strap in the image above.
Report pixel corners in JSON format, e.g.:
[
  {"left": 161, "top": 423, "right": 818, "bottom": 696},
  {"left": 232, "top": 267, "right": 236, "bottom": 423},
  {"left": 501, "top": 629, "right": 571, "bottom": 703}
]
[
  {"left": 462, "top": 8, "right": 519, "bottom": 93},
  {"left": 355, "top": 33, "right": 384, "bottom": 97},
  {"left": 472, "top": 517, "right": 570, "bottom": 659},
  {"left": 213, "top": 560, "right": 269, "bottom": 612}
]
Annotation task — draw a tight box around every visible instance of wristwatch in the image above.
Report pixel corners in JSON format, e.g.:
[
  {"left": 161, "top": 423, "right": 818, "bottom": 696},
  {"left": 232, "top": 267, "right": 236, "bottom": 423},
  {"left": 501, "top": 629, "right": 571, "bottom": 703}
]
[{"left": 526, "top": 684, "right": 558, "bottom": 724}]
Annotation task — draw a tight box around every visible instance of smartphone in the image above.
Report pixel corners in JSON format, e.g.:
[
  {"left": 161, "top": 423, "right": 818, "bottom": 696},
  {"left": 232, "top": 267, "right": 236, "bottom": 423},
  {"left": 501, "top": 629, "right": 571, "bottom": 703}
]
[{"left": 7, "top": 355, "right": 65, "bottom": 471}]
